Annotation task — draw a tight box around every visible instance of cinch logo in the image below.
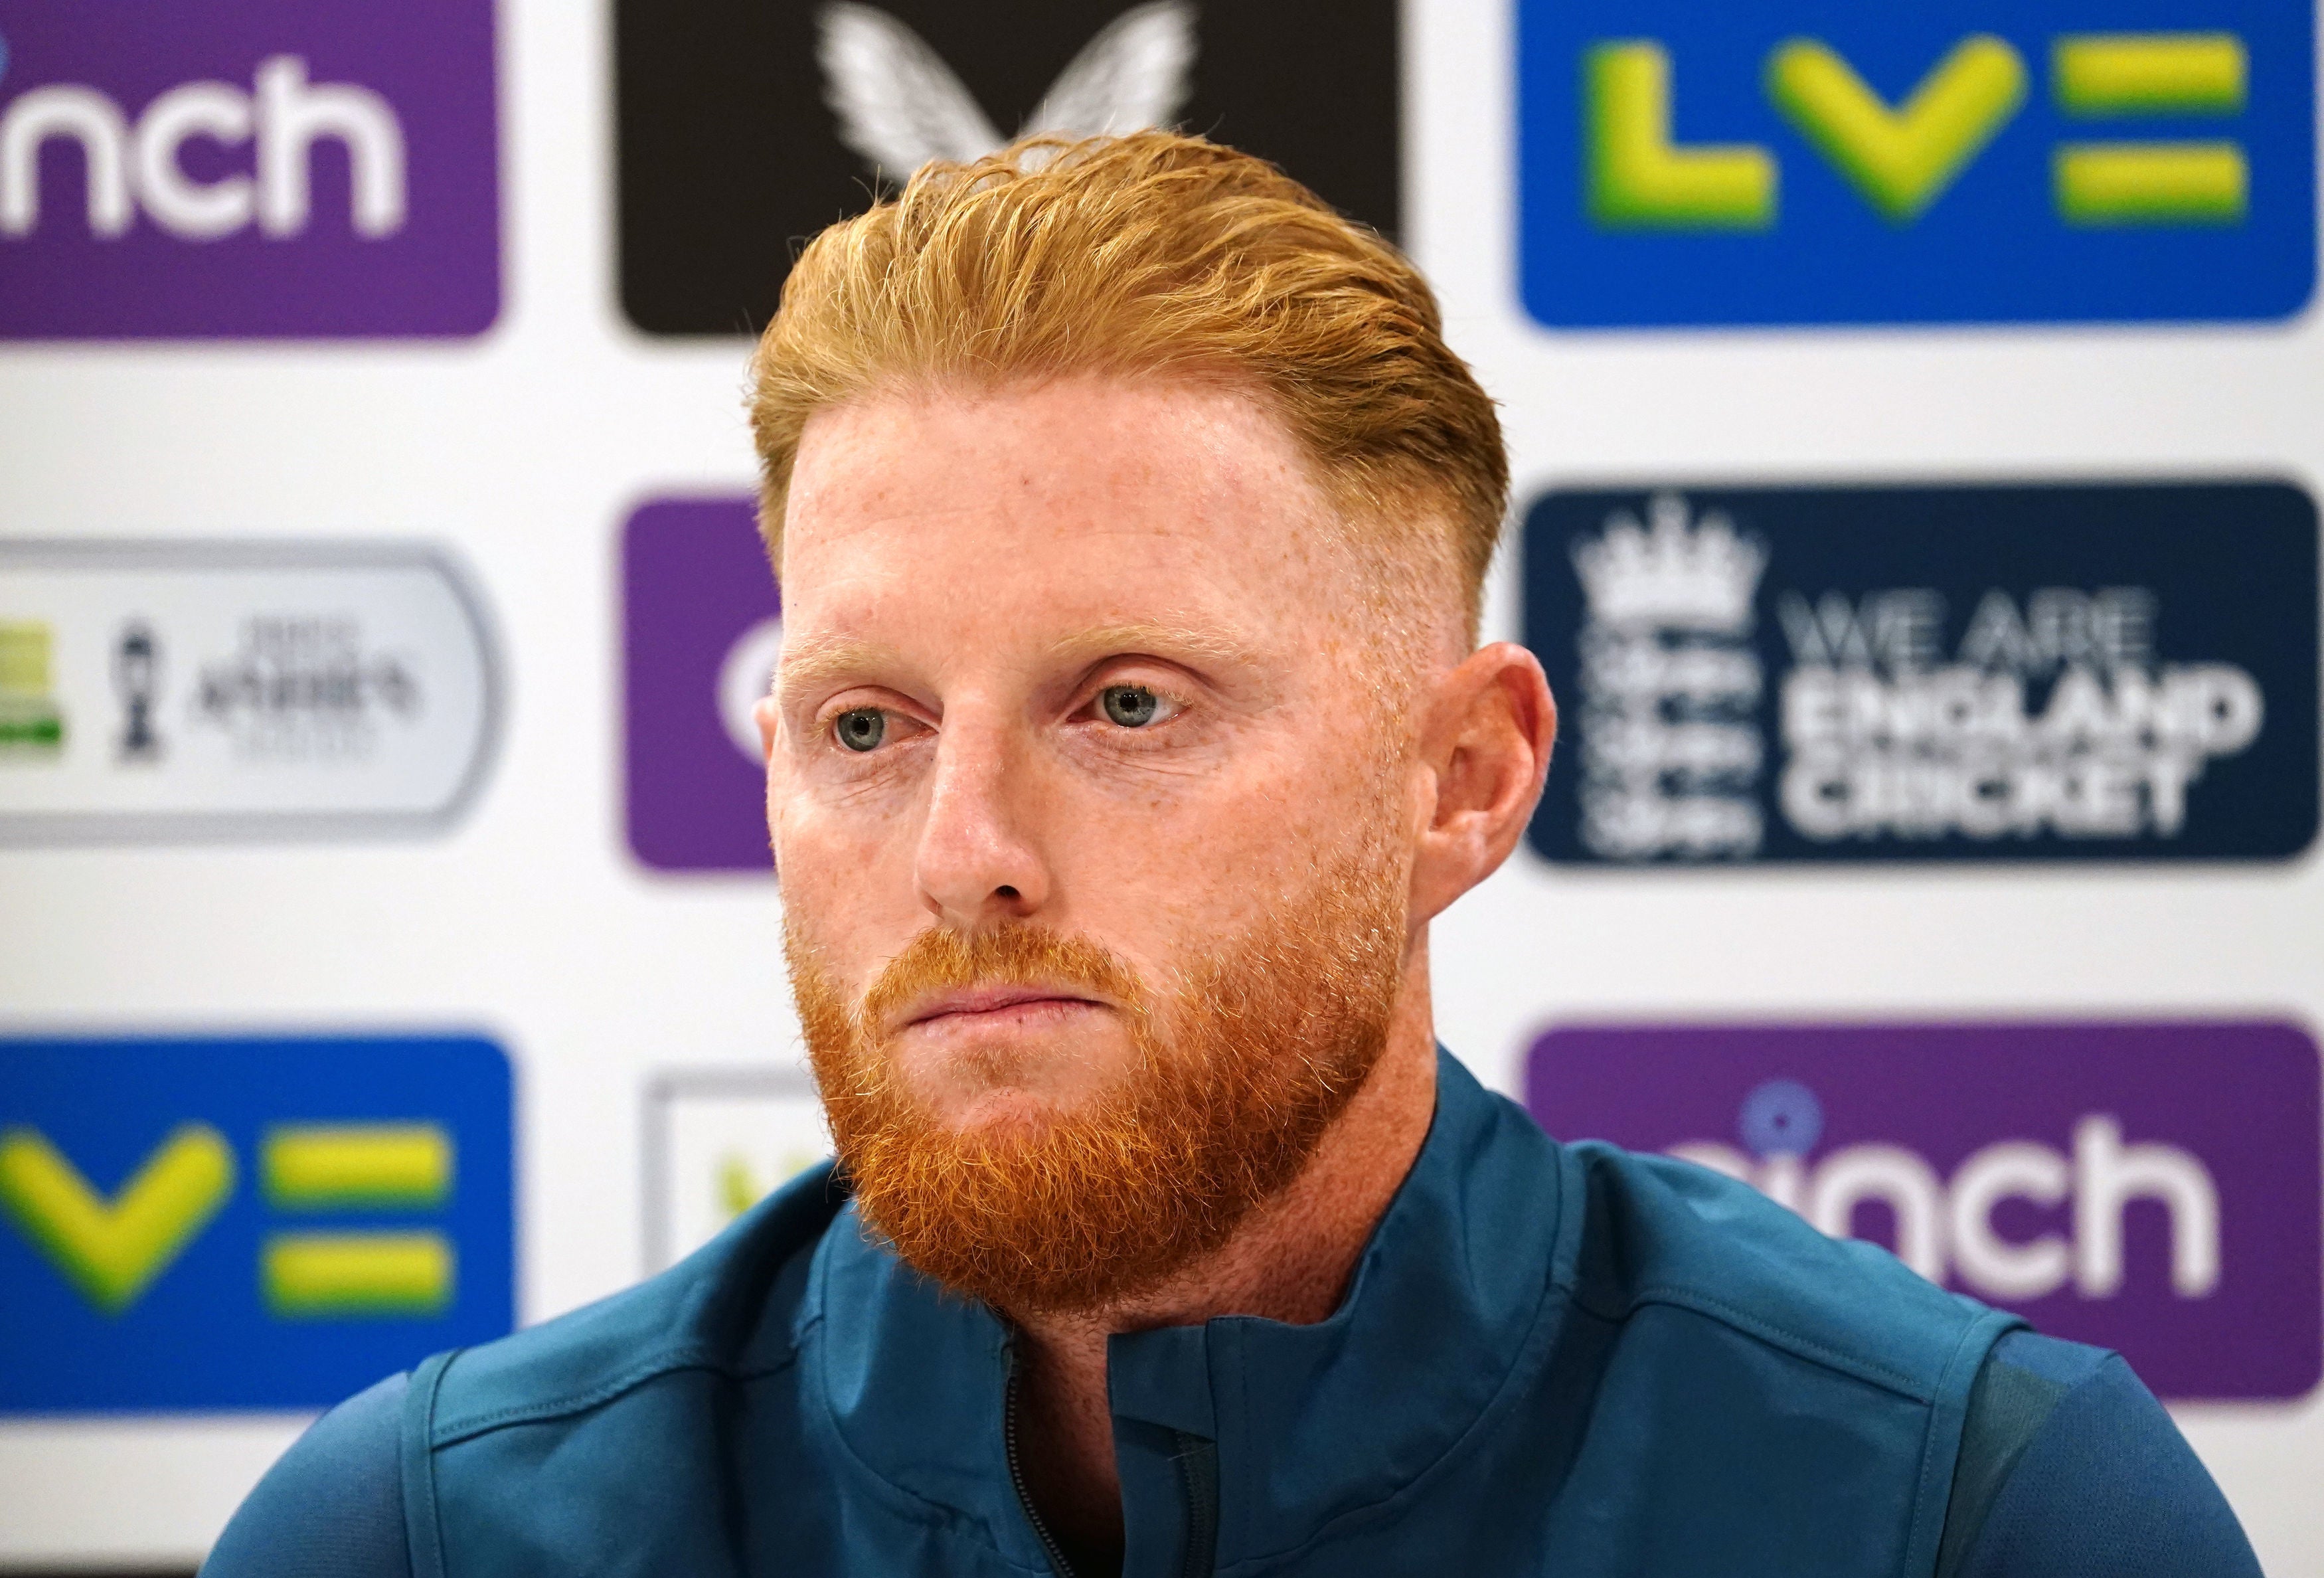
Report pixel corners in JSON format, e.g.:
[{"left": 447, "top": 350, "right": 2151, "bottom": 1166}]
[
  {"left": 1517, "top": 3, "right": 2315, "bottom": 325},
  {"left": 1525, "top": 482, "right": 2321, "bottom": 866},
  {"left": 0, "top": 5, "right": 497, "bottom": 339},
  {"left": 1, "top": 56, "right": 404, "bottom": 242},
  {"left": 1672, "top": 1087, "right": 2219, "bottom": 1304},
  {"left": 616, "top": 0, "right": 1399, "bottom": 334},
  {"left": 1525, "top": 1022, "right": 2323, "bottom": 1401},
  {"left": 0, "top": 1034, "right": 511, "bottom": 1413},
  {"left": 621, "top": 497, "right": 784, "bottom": 873}
]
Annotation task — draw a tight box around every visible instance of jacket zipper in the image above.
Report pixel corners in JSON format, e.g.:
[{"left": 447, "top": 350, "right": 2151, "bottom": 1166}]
[
  {"left": 1005, "top": 1366, "right": 1082, "bottom": 1578},
  {"left": 1170, "top": 1430, "right": 1220, "bottom": 1578},
  {"left": 1005, "top": 1356, "right": 1220, "bottom": 1578}
]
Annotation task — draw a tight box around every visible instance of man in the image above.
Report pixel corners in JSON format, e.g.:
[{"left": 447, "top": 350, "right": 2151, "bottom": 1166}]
[{"left": 206, "top": 134, "right": 2258, "bottom": 1577}]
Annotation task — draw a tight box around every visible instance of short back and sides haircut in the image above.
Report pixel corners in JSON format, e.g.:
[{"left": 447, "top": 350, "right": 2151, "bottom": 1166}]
[{"left": 747, "top": 132, "right": 1508, "bottom": 638}]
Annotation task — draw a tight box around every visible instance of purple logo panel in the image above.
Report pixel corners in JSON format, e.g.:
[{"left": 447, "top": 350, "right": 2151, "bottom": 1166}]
[
  {"left": 1525, "top": 1021, "right": 2322, "bottom": 1401},
  {"left": 0, "top": 1, "right": 497, "bottom": 338},
  {"left": 622, "top": 497, "right": 780, "bottom": 874}
]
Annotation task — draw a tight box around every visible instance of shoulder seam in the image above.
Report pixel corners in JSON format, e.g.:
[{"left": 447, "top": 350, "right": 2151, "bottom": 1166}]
[
  {"left": 1577, "top": 1281, "right": 1940, "bottom": 1401},
  {"left": 1908, "top": 1307, "right": 2023, "bottom": 1578},
  {"left": 402, "top": 1352, "right": 456, "bottom": 1578},
  {"left": 428, "top": 1344, "right": 801, "bottom": 1448},
  {"left": 1564, "top": 1142, "right": 1995, "bottom": 1403}
]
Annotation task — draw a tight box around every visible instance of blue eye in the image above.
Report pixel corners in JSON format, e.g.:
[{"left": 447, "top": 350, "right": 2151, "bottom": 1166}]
[
  {"left": 1100, "top": 686, "right": 1160, "bottom": 727},
  {"left": 835, "top": 709, "right": 885, "bottom": 751}
]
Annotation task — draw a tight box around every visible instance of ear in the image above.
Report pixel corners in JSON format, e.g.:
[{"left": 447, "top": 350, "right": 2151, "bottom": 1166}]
[
  {"left": 1408, "top": 642, "right": 1556, "bottom": 925},
  {"left": 754, "top": 695, "right": 782, "bottom": 762}
]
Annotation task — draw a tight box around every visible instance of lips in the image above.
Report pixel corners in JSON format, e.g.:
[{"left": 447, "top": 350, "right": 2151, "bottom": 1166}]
[{"left": 900, "top": 984, "right": 1104, "bottom": 1030}]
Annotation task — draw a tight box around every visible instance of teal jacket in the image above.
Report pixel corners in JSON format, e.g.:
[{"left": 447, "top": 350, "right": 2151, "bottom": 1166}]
[{"left": 205, "top": 1052, "right": 2256, "bottom": 1577}]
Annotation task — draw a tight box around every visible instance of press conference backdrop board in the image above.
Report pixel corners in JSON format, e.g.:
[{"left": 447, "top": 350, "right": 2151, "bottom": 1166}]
[{"left": 3, "top": 0, "right": 2322, "bottom": 1568}]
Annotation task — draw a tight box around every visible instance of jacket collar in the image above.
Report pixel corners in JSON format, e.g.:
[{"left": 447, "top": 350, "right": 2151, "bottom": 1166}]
[{"left": 799, "top": 1049, "right": 1574, "bottom": 1568}]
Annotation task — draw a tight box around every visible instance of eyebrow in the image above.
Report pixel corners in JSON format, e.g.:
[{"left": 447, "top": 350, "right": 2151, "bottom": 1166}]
[
  {"left": 1046, "top": 622, "right": 1261, "bottom": 671},
  {"left": 774, "top": 633, "right": 891, "bottom": 707}
]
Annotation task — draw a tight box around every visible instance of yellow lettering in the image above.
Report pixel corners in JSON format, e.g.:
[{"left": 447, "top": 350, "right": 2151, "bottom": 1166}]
[
  {"left": 1767, "top": 36, "right": 2027, "bottom": 223},
  {"left": 1586, "top": 41, "right": 1776, "bottom": 230}
]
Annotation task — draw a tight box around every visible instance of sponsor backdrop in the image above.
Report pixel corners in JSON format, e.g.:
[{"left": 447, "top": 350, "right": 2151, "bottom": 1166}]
[{"left": 0, "top": 0, "right": 2319, "bottom": 1569}]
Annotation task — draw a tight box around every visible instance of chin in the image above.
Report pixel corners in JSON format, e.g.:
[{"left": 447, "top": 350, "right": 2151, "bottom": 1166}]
[
  {"left": 892, "top": 1019, "right": 1130, "bottom": 1113},
  {"left": 934, "top": 1084, "right": 1090, "bottom": 1142}
]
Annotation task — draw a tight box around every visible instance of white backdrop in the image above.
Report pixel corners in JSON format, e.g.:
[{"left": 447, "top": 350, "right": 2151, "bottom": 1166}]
[{"left": 0, "top": 0, "right": 2318, "bottom": 1567}]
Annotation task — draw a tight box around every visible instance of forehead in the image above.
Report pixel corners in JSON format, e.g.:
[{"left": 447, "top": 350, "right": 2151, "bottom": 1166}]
[{"left": 780, "top": 376, "right": 1355, "bottom": 647}]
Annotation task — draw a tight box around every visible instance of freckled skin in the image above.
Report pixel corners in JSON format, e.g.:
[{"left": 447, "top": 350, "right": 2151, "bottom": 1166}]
[
  {"left": 756, "top": 373, "right": 1556, "bottom": 1563},
  {"left": 766, "top": 377, "right": 1398, "bottom": 1120}
]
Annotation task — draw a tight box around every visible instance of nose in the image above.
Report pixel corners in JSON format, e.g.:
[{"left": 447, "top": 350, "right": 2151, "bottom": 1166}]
[{"left": 913, "top": 709, "right": 1050, "bottom": 928}]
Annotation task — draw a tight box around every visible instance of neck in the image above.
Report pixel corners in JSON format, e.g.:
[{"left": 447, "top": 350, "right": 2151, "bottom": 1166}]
[{"left": 1003, "top": 948, "right": 1440, "bottom": 1571}]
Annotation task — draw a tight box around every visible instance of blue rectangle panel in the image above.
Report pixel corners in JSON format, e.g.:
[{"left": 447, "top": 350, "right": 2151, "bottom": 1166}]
[
  {"left": 0, "top": 1033, "right": 513, "bottom": 1412},
  {"left": 1525, "top": 480, "right": 2320, "bottom": 865},
  {"left": 1517, "top": 0, "right": 2315, "bottom": 326}
]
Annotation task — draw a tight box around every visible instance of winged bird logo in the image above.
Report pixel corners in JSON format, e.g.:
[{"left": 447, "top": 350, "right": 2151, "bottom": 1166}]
[{"left": 817, "top": 1, "right": 1199, "bottom": 179}]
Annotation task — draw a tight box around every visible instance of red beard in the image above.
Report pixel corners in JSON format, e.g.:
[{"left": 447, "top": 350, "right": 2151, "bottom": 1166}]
[{"left": 788, "top": 852, "right": 1404, "bottom": 1314}]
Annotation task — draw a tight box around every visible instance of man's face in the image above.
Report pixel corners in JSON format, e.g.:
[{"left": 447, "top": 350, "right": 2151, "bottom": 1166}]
[{"left": 764, "top": 374, "right": 1428, "bottom": 1308}]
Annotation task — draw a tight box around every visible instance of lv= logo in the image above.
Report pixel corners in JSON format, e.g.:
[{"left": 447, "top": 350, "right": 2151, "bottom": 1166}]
[
  {"left": 1590, "top": 31, "right": 2248, "bottom": 228},
  {"left": 1766, "top": 37, "right": 2027, "bottom": 222},
  {"left": 0, "top": 1120, "right": 455, "bottom": 1318},
  {"left": 0, "top": 1124, "right": 234, "bottom": 1313}
]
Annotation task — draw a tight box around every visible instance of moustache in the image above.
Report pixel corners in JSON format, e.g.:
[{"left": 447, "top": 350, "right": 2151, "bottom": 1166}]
[{"left": 857, "top": 923, "right": 1152, "bottom": 1043}]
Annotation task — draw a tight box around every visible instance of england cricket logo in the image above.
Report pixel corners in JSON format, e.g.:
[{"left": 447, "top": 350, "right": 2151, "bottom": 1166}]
[{"left": 1570, "top": 493, "right": 1770, "bottom": 859}]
